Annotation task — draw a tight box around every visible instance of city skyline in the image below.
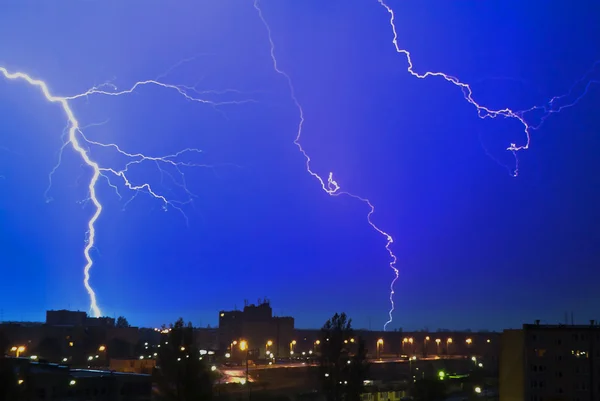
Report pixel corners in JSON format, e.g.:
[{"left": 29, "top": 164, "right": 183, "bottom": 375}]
[{"left": 1, "top": 1, "right": 599, "bottom": 331}]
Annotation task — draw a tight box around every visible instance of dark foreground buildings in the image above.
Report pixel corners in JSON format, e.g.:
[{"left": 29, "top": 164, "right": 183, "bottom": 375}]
[
  {"left": 500, "top": 320, "right": 600, "bottom": 401},
  {"left": 218, "top": 299, "right": 500, "bottom": 363},
  {"left": 1, "top": 357, "right": 151, "bottom": 401}
]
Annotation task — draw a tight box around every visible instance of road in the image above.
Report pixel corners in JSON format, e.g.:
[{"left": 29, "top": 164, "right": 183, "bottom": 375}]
[{"left": 223, "top": 355, "right": 465, "bottom": 373}]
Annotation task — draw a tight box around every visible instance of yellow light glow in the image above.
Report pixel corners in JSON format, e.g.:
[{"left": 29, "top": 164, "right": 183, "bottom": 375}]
[
  {"left": 466, "top": 338, "right": 472, "bottom": 344},
  {"left": 240, "top": 340, "right": 248, "bottom": 351},
  {"left": 292, "top": 340, "right": 297, "bottom": 345},
  {"left": 425, "top": 336, "right": 430, "bottom": 341},
  {"left": 447, "top": 338, "right": 453, "bottom": 343},
  {"left": 98, "top": 345, "right": 106, "bottom": 352},
  {"left": 377, "top": 338, "right": 384, "bottom": 345},
  {"left": 267, "top": 340, "right": 273, "bottom": 346}
]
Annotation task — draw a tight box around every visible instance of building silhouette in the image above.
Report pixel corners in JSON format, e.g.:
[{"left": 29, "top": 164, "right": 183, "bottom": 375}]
[
  {"left": 218, "top": 298, "right": 295, "bottom": 358},
  {"left": 500, "top": 320, "right": 599, "bottom": 401}
]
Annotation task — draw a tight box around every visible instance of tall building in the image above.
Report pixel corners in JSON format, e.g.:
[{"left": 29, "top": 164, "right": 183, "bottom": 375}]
[
  {"left": 46, "top": 310, "right": 87, "bottom": 326},
  {"left": 500, "top": 321, "right": 600, "bottom": 401},
  {"left": 218, "top": 299, "right": 295, "bottom": 358}
]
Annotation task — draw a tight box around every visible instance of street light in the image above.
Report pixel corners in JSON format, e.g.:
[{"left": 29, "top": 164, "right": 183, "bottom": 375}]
[
  {"left": 98, "top": 345, "right": 106, "bottom": 352},
  {"left": 314, "top": 340, "right": 320, "bottom": 353},
  {"left": 435, "top": 339, "right": 441, "bottom": 355},
  {"left": 230, "top": 340, "right": 238, "bottom": 357},
  {"left": 11, "top": 346, "right": 26, "bottom": 357},
  {"left": 424, "top": 336, "right": 430, "bottom": 356},
  {"left": 239, "top": 341, "right": 249, "bottom": 388},
  {"left": 266, "top": 340, "right": 273, "bottom": 357},
  {"left": 290, "top": 340, "right": 296, "bottom": 355},
  {"left": 447, "top": 338, "right": 453, "bottom": 355},
  {"left": 377, "top": 339, "right": 384, "bottom": 359}
]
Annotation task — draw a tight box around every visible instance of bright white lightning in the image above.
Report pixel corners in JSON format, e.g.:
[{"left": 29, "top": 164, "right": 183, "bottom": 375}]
[
  {"left": 377, "top": 0, "right": 599, "bottom": 176},
  {"left": 254, "top": 0, "right": 599, "bottom": 331},
  {"left": 0, "top": 66, "right": 249, "bottom": 317},
  {"left": 253, "top": 1, "right": 399, "bottom": 331}
]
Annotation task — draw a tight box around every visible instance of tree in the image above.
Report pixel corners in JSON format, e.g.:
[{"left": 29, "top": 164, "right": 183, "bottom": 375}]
[
  {"left": 0, "top": 357, "right": 20, "bottom": 400},
  {"left": 108, "top": 337, "right": 133, "bottom": 359},
  {"left": 319, "top": 313, "right": 369, "bottom": 401},
  {"left": 0, "top": 330, "right": 9, "bottom": 356},
  {"left": 116, "top": 316, "right": 131, "bottom": 328},
  {"left": 155, "top": 318, "right": 214, "bottom": 401},
  {"left": 411, "top": 378, "right": 446, "bottom": 401},
  {"left": 32, "top": 337, "right": 62, "bottom": 362}
]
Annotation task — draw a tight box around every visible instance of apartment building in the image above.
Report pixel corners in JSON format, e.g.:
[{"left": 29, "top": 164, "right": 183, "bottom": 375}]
[{"left": 500, "top": 321, "right": 600, "bottom": 401}]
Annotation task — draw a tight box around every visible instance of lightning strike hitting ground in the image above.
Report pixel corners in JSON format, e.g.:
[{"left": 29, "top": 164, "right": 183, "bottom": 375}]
[
  {"left": 0, "top": 66, "right": 250, "bottom": 317},
  {"left": 253, "top": 0, "right": 399, "bottom": 331},
  {"left": 377, "top": 0, "right": 600, "bottom": 176}
]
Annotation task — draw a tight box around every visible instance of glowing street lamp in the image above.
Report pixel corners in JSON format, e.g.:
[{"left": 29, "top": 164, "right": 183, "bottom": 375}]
[
  {"left": 11, "top": 346, "right": 26, "bottom": 357},
  {"left": 447, "top": 338, "right": 453, "bottom": 354},
  {"left": 239, "top": 340, "right": 250, "bottom": 384},
  {"left": 435, "top": 339, "right": 441, "bottom": 354},
  {"left": 98, "top": 345, "right": 106, "bottom": 352},
  {"left": 424, "top": 336, "right": 430, "bottom": 355},
  {"left": 314, "top": 340, "right": 320, "bottom": 353},
  {"left": 377, "top": 339, "right": 384, "bottom": 359},
  {"left": 266, "top": 340, "right": 273, "bottom": 356},
  {"left": 290, "top": 340, "right": 296, "bottom": 354}
]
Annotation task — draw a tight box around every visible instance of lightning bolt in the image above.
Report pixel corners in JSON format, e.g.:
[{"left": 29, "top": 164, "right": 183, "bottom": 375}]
[
  {"left": 253, "top": 0, "right": 399, "bottom": 331},
  {"left": 254, "top": 0, "right": 599, "bottom": 330},
  {"left": 0, "top": 66, "right": 251, "bottom": 317},
  {"left": 377, "top": 0, "right": 599, "bottom": 176}
]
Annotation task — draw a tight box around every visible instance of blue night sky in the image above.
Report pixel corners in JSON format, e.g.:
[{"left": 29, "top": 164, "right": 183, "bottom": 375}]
[{"left": 0, "top": 1, "right": 599, "bottom": 331}]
